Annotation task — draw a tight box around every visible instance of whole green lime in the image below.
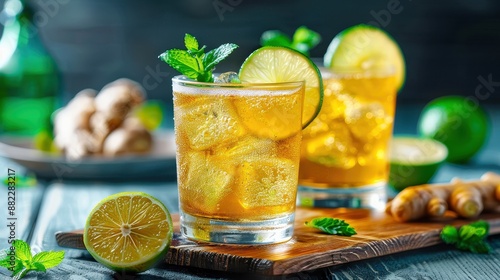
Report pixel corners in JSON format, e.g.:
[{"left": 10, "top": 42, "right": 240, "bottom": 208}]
[{"left": 417, "top": 96, "right": 489, "bottom": 163}]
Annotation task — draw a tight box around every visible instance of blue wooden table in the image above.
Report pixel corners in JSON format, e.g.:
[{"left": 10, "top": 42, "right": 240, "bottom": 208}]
[{"left": 1, "top": 104, "right": 500, "bottom": 279}]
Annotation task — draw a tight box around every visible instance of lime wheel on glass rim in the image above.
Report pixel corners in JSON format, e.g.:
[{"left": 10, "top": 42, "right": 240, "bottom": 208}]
[
  {"left": 324, "top": 24, "right": 406, "bottom": 91},
  {"left": 239, "top": 46, "right": 324, "bottom": 134},
  {"left": 83, "top": 192, "right": 173, "bottom": 273}
]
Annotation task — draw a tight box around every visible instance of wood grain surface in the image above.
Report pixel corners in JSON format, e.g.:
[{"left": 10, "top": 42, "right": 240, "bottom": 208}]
[{"left": 55, "top": 207, "right": 500, "bottom": 275}]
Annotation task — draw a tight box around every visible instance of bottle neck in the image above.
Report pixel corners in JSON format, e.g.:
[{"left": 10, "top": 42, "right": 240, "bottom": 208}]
[{"left": 0, "top": 0, "right": 40, "bottom": 45}]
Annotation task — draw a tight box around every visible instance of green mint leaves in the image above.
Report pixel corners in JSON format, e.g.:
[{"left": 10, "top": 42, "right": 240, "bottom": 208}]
[
  {"left": 260, "top": 26, "right": 321, "bottom": 56},
  {"left": 305, "top": 217, "right": 357, "bottom": 236},
  {"left": 159, "top": 33, "right": 238, "bottom": 82},
  {"left": 440, "top": 220, "right": 491, "bottom": 254},
  {"left": 0, "top": 240, "right": 64, "bottom": 279}
]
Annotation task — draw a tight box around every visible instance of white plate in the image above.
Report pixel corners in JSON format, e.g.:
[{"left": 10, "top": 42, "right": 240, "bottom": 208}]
[{"left": 0, "top": 130, "right": 177, "bottom": 181}]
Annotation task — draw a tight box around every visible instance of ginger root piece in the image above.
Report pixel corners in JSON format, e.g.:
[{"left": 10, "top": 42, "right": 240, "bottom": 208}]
[
  {"left": 89, "top": 78, "right": 146, "bottom": 152},
  {"left": 449, "top": 182, "right": 483, "bottom": 218},
  {"left": 53, "top": 89, "right": 98, "bottom": 158},
  {"left": 93, "top": 78, "right": 146, "bottom": 131},
  {"left": 389, "top": 183, "right": 455, "bottom": 222},
  {"left": 102, "top": 118, "right": 152, "bottom": 156},
  {"left": 63, "top": 130, "right": 99, "bottom": 160},
  {"left": 54, "top": 78, "right": 153, "bottom": 160},
  {"left": 450, "top": 177, "right": 500, "bottom": 217},
  {"left": 481, "top": 172, "right": 500, "bottom": 200},
  {"left": 388, "top": 173, "right": 500, "bottom": 222}
]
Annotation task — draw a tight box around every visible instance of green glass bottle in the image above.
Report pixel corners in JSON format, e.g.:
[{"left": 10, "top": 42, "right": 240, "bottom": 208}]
[{"left": 0, "top": 0, "right": 60, "bottom": 136}]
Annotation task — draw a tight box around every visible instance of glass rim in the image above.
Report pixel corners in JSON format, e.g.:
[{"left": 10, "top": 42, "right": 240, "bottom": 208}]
[
  {"left": 172, "top": 75, "right": 305, "bottom": 89},
  {"left": 319, "top": 65, "right": 397, "bottom": 79}
]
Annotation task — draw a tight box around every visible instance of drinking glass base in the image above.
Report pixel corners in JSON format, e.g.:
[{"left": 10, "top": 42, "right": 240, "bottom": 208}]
[
  {"left": 180, "top": 212, "right": 295, "bottom": 245},
  {"left": 297, "top": 182, "right": 387, "bottom": 210}
]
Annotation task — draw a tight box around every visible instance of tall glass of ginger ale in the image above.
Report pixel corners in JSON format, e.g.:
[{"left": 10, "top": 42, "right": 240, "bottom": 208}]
[
  {"left": 297, "top": 67, "right": 397, "bottom": 210},
  {"left": 172, "top": 76, "right": 304, "bottom": 244}
]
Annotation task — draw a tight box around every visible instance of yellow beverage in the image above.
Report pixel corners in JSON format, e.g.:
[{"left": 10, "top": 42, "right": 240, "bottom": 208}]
[
  {"left": 298, "top": 69, "right": 397, "bottom": 207},
  {"left": 172, "top": 76, "right": 303, "bottom": 244}
]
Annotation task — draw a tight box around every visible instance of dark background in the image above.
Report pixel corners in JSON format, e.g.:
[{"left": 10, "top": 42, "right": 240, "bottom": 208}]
[{"left": 2, "top": 0, "right": 500, "bottom": 108}]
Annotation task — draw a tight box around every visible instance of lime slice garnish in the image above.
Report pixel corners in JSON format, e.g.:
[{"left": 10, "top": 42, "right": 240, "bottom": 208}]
[
  {"left": 324, "top": 24, "right": 406, "bottom": 91},
  {"left": 389, "top": 136, "right": 448, "bottom": 191},
  {"left": 84, "top": 192, "right": 173, "bottom": 273},
  {"left": 239, "top": 46, "right": 324, "bottom": 129}
]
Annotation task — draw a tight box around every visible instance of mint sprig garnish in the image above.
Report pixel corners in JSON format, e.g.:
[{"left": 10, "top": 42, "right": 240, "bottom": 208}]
[
  {"left": 260, "top": 26, "right": 321, "bottom": 56},
  {"left": 0, "top": 240, "right": 64, "bottom": 279},
  {"left": 440, "top": 220, "right": 491, "bottom": 254},
  {"left": 305, "top": 217, "right": 357, "bottom": 236},
  {"left": 159, "top": 33, "right": 238, "bottom": 82}
]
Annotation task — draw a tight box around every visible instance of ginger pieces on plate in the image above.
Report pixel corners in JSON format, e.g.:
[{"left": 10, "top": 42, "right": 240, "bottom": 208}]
[
  {"left": 54, "top": 78, "right": 153, "bottom": 160},
  {"left": 387, "top": 172, "right": 500, "bottom": 222}
]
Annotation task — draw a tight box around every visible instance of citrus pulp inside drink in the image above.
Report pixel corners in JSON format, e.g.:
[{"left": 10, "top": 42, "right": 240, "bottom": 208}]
[
  {"left": 173, "top": 77, "right": 303, "bottom": 243},
  {"left": 299, "top": 69, "right": 397, "bottom": 187}
]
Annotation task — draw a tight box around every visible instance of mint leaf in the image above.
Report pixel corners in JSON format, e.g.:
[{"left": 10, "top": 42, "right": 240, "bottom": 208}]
[
  {"left": 13, "top": 240, "right": 32, "bottom": 263},
  {"left": 1, "top": 240, "right": 65, "bottom": 279},
  {"left": 12, "top": 267, "right": 28, "bottom": 280},
  {"left": 466, "top": 241, "right": 492, "bottom": 254},
  {"left": 459, "top": 226, "right": 486, "bottom": 244},
  {"left": 440, "top": 225, "right": 459, "bottom": 245},
  {"left": 441, "top": 220, "right": 491, "bottom": 254},
  {"left": 32, "top": 251, "right": 64, "bottom": 269},
  {"left": 203, "top": 43, "right": 238, "bottom": 72},
  {"left": 291, "top": 42, "right": 310, "bottom": 56},
  {"left": 468, "top": 220, "right": 489, "bottom": 237},
  {"left": 184, "top": 33, "right": 199, "bottom": 52},
  {"left": 32, "top": 262, "right": 46, "bottom": 272},
  {"left": 0, "top": 249, "right": 10, "bottom": 268},
  {"left": 0, "top": 249, "right": 23, "bottom": 276},
  {"left": 159, "top": 34, "right": 238, "bottom": 83},
  {"left": 305, "top": 217, "right": 357, "bottom": 236},
  {"left": 2, "top": 175, "right": 37, "bottom": 187},
  {"left": 293, "top": 26, "right": 321, "bottom": 49},
  {"left": 160, "top": 49, "right": 201, "bottom": 80},
  {"left": 260, "top": 30, "right": 292, "bottom": 48},
  {"left": 260, "top": 26, "right": 321, "bottom": 56}
]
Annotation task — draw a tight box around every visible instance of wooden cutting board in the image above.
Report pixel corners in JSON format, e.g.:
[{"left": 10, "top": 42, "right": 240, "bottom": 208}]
[{"left": 55, "top": 207, "right": 500, "bottom": 275}]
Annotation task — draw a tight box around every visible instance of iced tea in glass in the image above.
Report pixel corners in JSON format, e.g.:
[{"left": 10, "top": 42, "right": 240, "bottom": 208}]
[
  {"left": 172, "top": 76, "right": 304, "bottom": 244},
  {"left": 298, "top": 68, "right": 397, "bottom": 209}
]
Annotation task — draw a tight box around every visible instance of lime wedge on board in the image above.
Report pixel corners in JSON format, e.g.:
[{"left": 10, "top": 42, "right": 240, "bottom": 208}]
[{"left": 389, "top": 136, "right": 448, "bottom": 191}]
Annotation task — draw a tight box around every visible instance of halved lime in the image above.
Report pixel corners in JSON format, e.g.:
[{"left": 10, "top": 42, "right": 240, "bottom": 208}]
[
  {"left": 239, "top": 46, "right": 324, "bottom": 129},
  {"left": 324, "top": 24, "right": 406, "bottom": 91},
  {"left": 84, "top": 192, "right": 173, "bottom": 273},
  {"left": 389, "top": 136, "right": 448, "bottom": 191}
]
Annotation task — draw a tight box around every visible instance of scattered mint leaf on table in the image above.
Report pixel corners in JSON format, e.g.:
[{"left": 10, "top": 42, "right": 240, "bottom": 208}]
[
  {"left": 440, "top": 220, "right": 491, "bottom": 254},
  {"left": 32, "top": 251, "right": 65, "bottom": 269},
  {"left": 0, "top": 240, "right": 64, "bottom": 279},
  {"left": 159, "top": 33, "right": 238, "bottom": 82},
  {"left": 440, "top": 225, "right": 459, "bottom": 244},
  {"left": 305, "top": 217, "right": 357, "bottom": 236}
]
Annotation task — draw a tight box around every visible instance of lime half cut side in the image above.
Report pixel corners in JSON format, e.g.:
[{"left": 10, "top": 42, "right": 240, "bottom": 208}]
[
  {"left": 83, "top": 192, "right": 173, "bottom": 274},
  {"left": 324, "top": 24, "right": 406, "bottom": 91},
  {"left": 389, "top": 136, "right": 448, "bottom": 191},
  {"left": 239, "top": 46, "right": 324, "bottom": 129}
]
